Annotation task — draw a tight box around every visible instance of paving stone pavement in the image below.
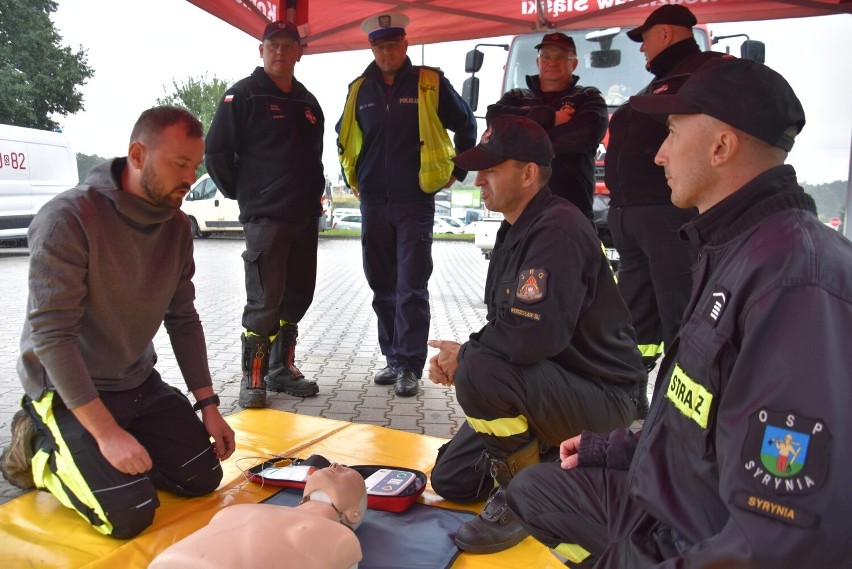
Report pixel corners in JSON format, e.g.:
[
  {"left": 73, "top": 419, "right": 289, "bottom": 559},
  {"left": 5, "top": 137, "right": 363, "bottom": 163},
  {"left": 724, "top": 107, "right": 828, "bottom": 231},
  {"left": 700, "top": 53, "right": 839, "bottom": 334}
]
[{"left": 0, "top": 235, "right": 649, "bottom": 507}]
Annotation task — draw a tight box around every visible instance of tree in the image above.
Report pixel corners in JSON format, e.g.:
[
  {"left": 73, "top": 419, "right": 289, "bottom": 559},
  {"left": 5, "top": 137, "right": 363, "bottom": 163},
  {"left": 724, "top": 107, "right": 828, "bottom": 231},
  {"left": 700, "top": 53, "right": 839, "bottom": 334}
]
[
  {"left": 76, "top": 152, "right": 109, "bottom": 183},
  {"left": 157, "top": 74, "right": 231, "bottom": 137},
  {"left": 0, "top": 0, "right": 93, "bottom": 130}
]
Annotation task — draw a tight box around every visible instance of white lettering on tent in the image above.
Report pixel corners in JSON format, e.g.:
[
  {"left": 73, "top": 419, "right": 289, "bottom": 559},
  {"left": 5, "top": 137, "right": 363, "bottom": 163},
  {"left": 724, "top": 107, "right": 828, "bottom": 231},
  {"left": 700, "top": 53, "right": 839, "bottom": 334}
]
[
  {"left": 242, "top": 0, "right": 277, "bottom": 22},
  {"left": 521, "top": 0, "right": 718, "bottom": 17}
]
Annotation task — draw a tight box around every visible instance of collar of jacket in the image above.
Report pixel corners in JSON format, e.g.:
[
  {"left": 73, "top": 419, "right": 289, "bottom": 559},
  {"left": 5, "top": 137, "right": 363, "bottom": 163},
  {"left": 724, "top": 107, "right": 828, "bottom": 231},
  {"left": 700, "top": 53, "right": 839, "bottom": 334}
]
[
  {"left": 648, "top": 38, "right": 700, "bottom": 78},
  {"left": 525, "top": 73, "right": 580, "bottom": 93},
  {"left": 252, "top": 66, "right": 306, "bottom": 97},
  {"left": 363, "top": 56, "right": 415, "bottom": 83},
  {"left": 90, "top": 158, "right": 178, "bottom": 228},
  {"left": 496, "top": 186, "right": 555, "bottom": 249},
  {"left": 680, "top": 164, "right": 816, "bottom": 248}
]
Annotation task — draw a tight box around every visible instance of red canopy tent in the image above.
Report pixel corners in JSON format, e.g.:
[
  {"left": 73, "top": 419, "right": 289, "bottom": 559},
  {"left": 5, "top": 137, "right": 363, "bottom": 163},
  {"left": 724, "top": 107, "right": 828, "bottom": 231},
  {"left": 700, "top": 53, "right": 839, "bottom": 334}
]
[{"left": 187, "top": 0, "right": 851, "bottom": 55}]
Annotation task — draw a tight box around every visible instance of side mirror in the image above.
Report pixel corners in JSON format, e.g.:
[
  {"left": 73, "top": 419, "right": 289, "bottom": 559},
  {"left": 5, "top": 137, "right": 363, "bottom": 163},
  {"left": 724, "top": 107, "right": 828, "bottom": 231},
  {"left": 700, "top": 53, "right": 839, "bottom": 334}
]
[
  {"left": 740, "top": 40, "right": 765, "bottom": 63},
  {"left": 462, "top": 77, "right": 480, "bottom": 112},
  {"left": 464, "top": 49, "right": 484, "bottom": 73},
  {"left": 590, "top": 49, "right": 621, "bottom": 68}
]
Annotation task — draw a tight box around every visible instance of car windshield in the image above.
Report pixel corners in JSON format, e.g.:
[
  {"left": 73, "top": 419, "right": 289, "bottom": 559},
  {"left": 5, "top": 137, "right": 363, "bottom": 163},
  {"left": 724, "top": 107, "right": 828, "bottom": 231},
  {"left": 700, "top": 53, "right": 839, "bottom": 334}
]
[{"left": 503, "top": 28, "right": 710, "bottom": 106}]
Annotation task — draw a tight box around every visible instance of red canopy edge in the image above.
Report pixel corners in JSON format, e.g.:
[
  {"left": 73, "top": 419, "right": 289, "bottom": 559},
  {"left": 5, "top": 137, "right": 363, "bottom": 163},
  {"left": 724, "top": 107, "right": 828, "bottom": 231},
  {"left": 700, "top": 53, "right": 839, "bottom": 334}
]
[{"left": 188, "top": 0, "right": 851, "bottom": 54}]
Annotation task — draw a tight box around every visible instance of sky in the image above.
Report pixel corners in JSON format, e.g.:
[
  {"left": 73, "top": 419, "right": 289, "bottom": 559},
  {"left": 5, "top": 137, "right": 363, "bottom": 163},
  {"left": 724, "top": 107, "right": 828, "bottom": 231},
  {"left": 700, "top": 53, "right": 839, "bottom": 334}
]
[{"left": 50, "top": 1, "right": 851, "bottom": 185}]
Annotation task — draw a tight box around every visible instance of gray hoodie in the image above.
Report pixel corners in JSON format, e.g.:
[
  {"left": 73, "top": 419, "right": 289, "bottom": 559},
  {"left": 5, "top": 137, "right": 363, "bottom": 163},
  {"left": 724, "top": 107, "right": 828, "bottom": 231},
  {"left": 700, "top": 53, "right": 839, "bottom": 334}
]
[{"left": 18, "top": 158, "right": 213, "bottom": 408}]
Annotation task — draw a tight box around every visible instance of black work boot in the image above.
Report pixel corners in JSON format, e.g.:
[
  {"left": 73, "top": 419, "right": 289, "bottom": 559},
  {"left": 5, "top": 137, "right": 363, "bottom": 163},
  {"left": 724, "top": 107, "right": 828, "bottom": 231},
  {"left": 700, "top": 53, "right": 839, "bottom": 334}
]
[
  {"left": 0, "top": 409, "right": 38, "bottom": 490},
  {"left": 265, "top": 324, "right": 318, "bottom": 397},
  {"left": 240, "top": 333, "right": 269, "bottom": 409},
  {"left": 454, "top": 439, "right": 540, "bottom": 554}
]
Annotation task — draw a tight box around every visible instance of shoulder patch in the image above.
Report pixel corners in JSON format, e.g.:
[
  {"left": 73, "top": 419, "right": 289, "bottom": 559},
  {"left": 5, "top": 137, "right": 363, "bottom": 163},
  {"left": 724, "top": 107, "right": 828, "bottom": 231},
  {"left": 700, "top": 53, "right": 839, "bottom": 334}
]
[
  {"left": 516, "top": 268, "right": 547, "bottom": 304},
  {"left": 224, "top": 94, "right": 235, "bottom": 103},
  {"left": 742, "top": 408, "right": 830, "bottom": 495}
]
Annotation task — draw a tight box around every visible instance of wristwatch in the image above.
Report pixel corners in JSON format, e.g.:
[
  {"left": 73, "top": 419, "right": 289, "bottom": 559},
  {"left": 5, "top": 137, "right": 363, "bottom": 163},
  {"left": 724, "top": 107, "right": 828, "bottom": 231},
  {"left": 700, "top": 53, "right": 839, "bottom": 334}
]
[{"left": 193, "top": 394, "right": 220, "bottom": 412}]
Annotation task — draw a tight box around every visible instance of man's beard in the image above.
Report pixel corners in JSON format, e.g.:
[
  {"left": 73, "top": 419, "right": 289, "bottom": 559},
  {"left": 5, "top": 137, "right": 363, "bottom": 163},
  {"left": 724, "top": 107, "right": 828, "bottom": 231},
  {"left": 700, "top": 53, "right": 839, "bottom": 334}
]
[{"left": 140, "top": 162, "right": 188, "bottom": 209}]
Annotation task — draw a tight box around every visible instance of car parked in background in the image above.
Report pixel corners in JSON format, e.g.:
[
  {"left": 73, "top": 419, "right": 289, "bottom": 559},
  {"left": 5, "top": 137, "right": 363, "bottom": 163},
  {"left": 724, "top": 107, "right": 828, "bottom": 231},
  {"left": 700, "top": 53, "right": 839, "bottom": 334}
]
[
  {"left": 434, "top": 216, "right": 466, "bottom": 234},
  {"left": 181, "top": 174, "right": 242, "bottom": 238},
  {"left": 334, "top": 213, "right": 362, "bottom": 231}
]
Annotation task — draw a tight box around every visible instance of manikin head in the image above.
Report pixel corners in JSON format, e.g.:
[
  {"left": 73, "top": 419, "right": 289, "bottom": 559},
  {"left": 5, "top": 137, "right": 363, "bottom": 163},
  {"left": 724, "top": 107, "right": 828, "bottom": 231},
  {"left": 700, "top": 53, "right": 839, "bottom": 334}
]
[{"left": 301, "top": 463, "right": 368, "bottom": 531}]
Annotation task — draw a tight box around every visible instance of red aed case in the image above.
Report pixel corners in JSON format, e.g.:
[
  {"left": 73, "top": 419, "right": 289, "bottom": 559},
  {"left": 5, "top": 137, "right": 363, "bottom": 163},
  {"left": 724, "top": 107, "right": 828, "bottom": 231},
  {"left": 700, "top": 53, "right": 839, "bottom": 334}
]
[{"left": 246, "top": 455, "right": 427, "bottom": 513}]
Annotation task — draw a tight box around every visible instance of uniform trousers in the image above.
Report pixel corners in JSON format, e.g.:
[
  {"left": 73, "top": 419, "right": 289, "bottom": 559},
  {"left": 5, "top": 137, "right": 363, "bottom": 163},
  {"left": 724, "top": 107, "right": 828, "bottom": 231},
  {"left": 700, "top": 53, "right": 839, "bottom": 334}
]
[
  {"left": 360, "top": 199, "right": 434, "bottom": 375},
  {"left": 607, "top": 204, "right": 696, "bottom": 363},
  {"left": 242, "top": 217, "right": 318, "bottom": 336},
  {"left": 431, "top": 352, "right": 639, "bottom": 503},
  {"left": 507, "top": 460, "right": 684, "bottom": 567},
  {"left": 25, "top": 371, "right": 222, "bottom": 539}
]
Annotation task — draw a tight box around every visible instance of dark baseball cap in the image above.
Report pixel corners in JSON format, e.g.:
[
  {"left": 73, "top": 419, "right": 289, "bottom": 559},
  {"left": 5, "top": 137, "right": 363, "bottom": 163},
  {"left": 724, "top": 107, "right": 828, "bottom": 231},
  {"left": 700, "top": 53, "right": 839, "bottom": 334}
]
[
  {"left": 263, "top": 20, "right": 300, "bottom": 42},
  {"left": 534, "top": 32, "right": 576, "bottom": 52},
  {"left": 626, "top": 5, "right": 697, "bottom": 42},
  {"left": 453, "top": 115, "right": 553, "bottom": 171},
  {"left": 629, "top": 57, "right": 806, "bottom": 152}
]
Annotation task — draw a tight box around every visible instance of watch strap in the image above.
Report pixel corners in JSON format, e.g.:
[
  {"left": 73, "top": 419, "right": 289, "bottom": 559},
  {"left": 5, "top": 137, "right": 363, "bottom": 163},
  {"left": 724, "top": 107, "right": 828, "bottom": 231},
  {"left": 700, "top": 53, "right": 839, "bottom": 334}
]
[{"left": 193, "top": 394, "right": 220, "bottom": 412}]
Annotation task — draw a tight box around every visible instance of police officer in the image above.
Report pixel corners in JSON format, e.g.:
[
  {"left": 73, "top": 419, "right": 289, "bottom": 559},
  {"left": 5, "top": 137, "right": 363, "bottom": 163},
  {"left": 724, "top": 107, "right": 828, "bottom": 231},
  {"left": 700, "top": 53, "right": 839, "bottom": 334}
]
[
  {"left": 336, "top": 13, "right": 477, "bottom": 397},
  {"left": 428, "top": 115, "right": 645, "bottom": 554},
  {"left": 507, "top": 58, "right": 852, "bottom": 568}
]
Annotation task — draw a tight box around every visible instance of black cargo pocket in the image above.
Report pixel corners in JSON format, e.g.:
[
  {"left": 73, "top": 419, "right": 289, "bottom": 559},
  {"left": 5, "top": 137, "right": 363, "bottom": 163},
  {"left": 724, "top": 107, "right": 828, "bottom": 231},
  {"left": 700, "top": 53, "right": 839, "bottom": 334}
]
[
  {"left": 242, "top": 249, "right": 263, "bottom": 300},
  {"left": 92, "top": 477, "right": 159, "bottom": 539}
]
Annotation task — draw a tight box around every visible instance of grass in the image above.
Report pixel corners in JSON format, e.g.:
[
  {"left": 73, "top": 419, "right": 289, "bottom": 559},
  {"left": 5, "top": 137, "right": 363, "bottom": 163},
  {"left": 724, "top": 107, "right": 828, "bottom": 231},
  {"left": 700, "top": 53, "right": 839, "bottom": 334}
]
[{"left": 321, "top": 229, "right": 473, "bottom": 241}]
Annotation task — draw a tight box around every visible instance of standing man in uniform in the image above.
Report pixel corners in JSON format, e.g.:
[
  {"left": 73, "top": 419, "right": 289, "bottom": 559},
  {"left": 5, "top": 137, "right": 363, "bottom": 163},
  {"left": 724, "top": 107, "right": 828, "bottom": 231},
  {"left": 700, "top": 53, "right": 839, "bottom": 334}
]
[
  {"left": 487, "top": 32, "right": 608, "bottom": 219},
  {"left": 605, "top": 5, "right": 722, "bottom": 394},
  {"left": 0, "top": 106, "right": 235, "bottom": 538},
  {"left": 508, "top": 58, "right": 852, "bottom": 568},
  {"left": 336, "top": 13, "right": 477, "bottom": 397},
  {"left": 428, "top": 116, "right": 645, "bottom": 554},
  {"left": 206, "top": 20, "right": 325, "bottom": 408}
]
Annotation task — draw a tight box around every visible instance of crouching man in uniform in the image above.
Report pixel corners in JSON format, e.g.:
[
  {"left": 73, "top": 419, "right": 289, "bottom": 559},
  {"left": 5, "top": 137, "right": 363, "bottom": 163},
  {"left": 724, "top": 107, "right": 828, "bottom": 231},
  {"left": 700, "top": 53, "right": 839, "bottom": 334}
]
[{"left": 428, "top": 115, "right": 646, "bottom": 554}]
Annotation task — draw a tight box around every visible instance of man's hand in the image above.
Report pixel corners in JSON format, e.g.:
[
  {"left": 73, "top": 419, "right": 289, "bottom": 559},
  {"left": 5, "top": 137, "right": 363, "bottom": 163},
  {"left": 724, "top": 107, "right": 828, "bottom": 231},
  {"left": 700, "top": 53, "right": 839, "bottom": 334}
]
[
  {"left": 554, "top": 105, "right": 576, "bottom": 127},
  {"left": 559, "top": 434, "right": 582, "bottom": 470},
  {"left": 72, "top": 397, "right": 153, "bottom": 475},
  {"left": 426, "top": 339, "right": 461, "bottom": 386},
  {"left": 201, "top": 408, "right": 236, "bottom": 461}
]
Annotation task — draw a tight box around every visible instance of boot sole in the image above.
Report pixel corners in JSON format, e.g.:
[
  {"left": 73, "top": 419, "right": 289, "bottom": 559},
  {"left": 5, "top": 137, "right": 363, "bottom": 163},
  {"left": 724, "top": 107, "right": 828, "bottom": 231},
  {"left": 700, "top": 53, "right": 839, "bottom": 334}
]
[
  {"left": 453, "top": 532, "right": 527, "bottom": 554},
  {"left": 0, "top": 410, "right": 37, "bottom": 490},
  {"left": 239, "top": 389, "right": 267, "bottom": 409},
  {"left": 265, "top": 379, "right": 319, "bottom": 397}
]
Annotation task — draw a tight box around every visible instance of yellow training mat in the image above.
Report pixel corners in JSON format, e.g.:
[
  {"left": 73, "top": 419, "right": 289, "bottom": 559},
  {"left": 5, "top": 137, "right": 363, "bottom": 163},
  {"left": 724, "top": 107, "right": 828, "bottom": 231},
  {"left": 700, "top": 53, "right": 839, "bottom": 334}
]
[{"left": 0, "top": 410, "right": 564, "bottom": 568}]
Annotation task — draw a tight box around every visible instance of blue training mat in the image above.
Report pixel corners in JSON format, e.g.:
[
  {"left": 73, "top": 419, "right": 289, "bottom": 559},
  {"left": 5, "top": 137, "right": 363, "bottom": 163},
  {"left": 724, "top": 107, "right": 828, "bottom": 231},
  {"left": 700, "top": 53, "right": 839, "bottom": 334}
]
[{"left": 263, "top": 488, "right": 475, "bottom": 569}]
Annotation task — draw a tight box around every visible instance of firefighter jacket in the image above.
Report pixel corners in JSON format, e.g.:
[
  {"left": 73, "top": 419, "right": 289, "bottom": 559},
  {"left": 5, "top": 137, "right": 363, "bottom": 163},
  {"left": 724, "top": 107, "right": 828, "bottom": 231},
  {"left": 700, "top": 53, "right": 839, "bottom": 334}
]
[
  {"left": 605, "top": 39, "right": 722, "bottom": 207},
  {"left": 458, "top": 187, "right": 644, "bottom": 387},
  {"left": 205, "top": 67, "right": 325, "bottom": 223},
  {"left": 486, "top": 74, "right": 607, "bottom": 216},
  {"left": 579, "top": 165, "right": 852, "bottom": 567},
  {"left": 335, "top": 57, "right": 477, "bottom": 203}
]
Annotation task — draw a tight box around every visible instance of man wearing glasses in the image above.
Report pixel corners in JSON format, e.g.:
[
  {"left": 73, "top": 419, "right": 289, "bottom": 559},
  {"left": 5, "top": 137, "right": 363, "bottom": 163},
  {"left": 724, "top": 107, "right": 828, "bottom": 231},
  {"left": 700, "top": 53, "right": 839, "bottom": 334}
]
[
  {"left": 487, "top": 32, "right": 607, "bottom": 220},
  {"left": 336, "top": 13, "right": 476, "bottom": 398}
]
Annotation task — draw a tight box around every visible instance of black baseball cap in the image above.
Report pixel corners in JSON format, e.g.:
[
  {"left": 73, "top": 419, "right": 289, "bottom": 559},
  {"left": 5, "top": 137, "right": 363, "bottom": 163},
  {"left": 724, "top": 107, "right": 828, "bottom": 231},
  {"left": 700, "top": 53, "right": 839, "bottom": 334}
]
[
  {"left": 534, "top": 32, "right": 576, "bottom": 52},
  {"left": 263, "top": 20, "right": 300, "bottom": 42},
  {"left": 627, "top": 5, "right": 697, "bottom": 42},
  {"left": 453, "top": 115, "right": 553, "bottom": 171},
  {"left": 630, "top": 57, "right": 806, "bottom": 152}
]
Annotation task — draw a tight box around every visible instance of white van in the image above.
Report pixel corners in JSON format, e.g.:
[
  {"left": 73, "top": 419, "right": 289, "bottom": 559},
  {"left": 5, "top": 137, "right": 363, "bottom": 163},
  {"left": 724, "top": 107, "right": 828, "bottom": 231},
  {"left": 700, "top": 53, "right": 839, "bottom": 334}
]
[
  {"left": 181, "top": 174, "right": 243, "bottom": 238},
  {"left": 0, "top": 125, "right": 78, "bottom": 242}
]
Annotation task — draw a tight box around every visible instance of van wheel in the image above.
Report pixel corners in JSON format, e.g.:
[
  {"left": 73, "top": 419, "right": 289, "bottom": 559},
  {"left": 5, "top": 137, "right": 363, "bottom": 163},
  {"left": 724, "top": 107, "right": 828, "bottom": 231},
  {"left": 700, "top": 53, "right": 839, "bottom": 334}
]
[{"left": 190, "top": 218, "right": 208, "bottom": 239}]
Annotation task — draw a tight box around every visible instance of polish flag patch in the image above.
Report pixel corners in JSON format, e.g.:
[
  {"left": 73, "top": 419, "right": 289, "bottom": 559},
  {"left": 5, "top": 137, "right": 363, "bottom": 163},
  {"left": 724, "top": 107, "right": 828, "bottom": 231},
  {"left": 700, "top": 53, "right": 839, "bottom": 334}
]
[{"left": 224, "top": 94, "right": 234, "bottom": 102}]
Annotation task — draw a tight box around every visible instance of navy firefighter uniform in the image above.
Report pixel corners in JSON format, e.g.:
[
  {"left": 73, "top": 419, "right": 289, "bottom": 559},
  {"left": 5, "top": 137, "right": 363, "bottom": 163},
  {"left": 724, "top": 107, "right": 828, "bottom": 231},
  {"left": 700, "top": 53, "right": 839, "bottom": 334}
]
[
  {"left": 508, "top": 165, "right": 852, "bottom": 567},
  {"left": 431, "top": 186, "right": 646, "bottom": 505}
]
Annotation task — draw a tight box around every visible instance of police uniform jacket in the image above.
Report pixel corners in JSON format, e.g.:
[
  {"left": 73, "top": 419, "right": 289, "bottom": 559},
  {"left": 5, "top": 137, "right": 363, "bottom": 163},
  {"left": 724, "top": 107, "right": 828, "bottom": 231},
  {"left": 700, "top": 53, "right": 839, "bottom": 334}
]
[
  {"left": 458, "top": 187, "right": 644, "bottom": 386},
  {"left": 338, "top": 57, "right": 477, "bottom": 203},
  {"left": 605, "top": 39, "right": 722, "bottom": 207},
  {"left": 579, "top": 166, "right": 852, "bottom": 566},
  {"left": 486, "top": 75, "right": 607, "bottom": 216},
  {"left": 205, "top": 67, "right": 325, "bottom": 223}
]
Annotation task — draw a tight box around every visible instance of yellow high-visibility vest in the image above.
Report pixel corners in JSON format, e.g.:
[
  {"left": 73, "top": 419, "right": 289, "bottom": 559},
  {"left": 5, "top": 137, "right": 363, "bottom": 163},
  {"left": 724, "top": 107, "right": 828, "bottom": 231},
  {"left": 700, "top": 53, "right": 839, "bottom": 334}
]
[{"left": 337, "top": 68, "right": 455, "bottom": 194}]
